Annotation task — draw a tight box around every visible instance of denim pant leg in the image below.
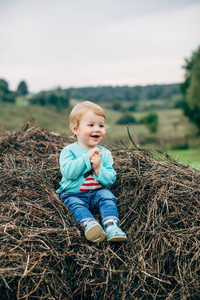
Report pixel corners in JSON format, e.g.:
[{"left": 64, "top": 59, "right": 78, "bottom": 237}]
[
  {"left": 61, "top": 192, "right": 96, "bottom": 224},
  {"left": 91, "top": 188, "right": 120, "bottom": 224}
]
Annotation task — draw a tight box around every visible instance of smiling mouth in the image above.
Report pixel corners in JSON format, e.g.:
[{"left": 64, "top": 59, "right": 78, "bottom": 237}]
[{"left": 91, "top": 135, "right": 100, "bottom": 138}]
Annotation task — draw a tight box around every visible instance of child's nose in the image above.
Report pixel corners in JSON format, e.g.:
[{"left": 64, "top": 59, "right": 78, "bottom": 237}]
[{"left": 94, "top": 125, "right": 100, "bottom": 131}]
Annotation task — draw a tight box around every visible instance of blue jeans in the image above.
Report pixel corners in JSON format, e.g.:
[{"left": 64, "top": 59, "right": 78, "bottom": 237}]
[{"left": 61, "top": 188, "right": 119, "bottom": 225}]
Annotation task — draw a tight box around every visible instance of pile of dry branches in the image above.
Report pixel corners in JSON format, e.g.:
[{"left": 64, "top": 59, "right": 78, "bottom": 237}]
[{"left": 0, "top": 120, "right": 200, "bottom": 299}]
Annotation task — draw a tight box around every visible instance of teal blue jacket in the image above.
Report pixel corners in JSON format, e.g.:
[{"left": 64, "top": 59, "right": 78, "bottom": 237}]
[{"left": 56, "top": 142, "right": 116, "bottom": 194}]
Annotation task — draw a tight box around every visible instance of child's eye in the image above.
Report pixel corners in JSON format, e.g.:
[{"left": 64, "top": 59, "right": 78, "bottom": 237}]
[
  {"left": 88, "top": 124, "right": 93, "bottom": 127},
  {"left": 100, "top": 124, "right": 104, "bottom": 128}
]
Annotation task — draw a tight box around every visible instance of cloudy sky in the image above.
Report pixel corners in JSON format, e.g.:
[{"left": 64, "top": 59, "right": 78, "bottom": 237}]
[{"left": 0, "top": 0, "right": 200, "bottom": 93}]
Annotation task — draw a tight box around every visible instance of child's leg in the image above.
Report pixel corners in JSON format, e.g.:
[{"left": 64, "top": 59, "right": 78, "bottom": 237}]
[
  {"left": 62, "top": 193, "right": 94, "bottom": 223},
  {"left": 92, "top": 188, "right": 120, "bottom": 223},
  {"left": 62, "top": 193, "right": 106, "bottom": 242},
  {"left": 93, "top": 188, "right": 127, "bottom": 241}
]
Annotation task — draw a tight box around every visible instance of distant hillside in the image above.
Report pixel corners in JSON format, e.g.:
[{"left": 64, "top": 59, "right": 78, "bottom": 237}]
[{"left": 68, "top": 83, "right": 181, "bottom": 103}]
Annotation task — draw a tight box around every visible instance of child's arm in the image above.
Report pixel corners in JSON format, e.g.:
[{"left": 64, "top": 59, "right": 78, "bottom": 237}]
[
  {"left": 93, "top": 149, "right": 116, "bottom": 187},
  {"left": 60, "top": 147, "right": 91, "bottom": 180}
]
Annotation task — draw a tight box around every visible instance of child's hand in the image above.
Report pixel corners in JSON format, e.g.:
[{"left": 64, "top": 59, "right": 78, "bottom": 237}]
[
  {"left": 90, "top": 153, "right": 101, "bottom": 176},
  {"left": 87, "top": 147, "right": 100, "bottom": 159}
]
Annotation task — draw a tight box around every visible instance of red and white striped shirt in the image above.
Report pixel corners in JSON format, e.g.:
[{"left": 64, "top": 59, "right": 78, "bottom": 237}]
[{"left": 79, "top": 170, "right": 103, "bottom": 192}]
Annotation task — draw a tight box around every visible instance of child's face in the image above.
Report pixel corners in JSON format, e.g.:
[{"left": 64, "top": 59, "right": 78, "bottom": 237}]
[{"left": 73, "top": 110, "right": 106, "bottom": 149}]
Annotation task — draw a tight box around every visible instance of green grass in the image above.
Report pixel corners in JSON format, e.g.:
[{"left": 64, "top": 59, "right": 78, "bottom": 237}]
[
  {"left": 167, "top": 149, "right": 200, "bottom": 169},
  {"left": 16, "top": 96, "right": 29, "bottom": 106},
  {"left": 0, "top": 103, "right": 72, "bottom": 136}
]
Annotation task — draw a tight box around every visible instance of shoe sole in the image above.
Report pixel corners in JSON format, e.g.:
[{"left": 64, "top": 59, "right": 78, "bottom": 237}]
[
  {"left": 93, "top": 231, "right": 107, "bottom": 242},
  {"left": 107, "top": 235, "right": 127, "bottom": 242},
  {"left": 85, "top": 224, "right": 106, "bottom": 242}
]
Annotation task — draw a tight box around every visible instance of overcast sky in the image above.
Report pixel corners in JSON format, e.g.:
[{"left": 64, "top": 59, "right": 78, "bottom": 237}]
[{"left": 0, "top": 0, "right": 200, "bottom": 93}]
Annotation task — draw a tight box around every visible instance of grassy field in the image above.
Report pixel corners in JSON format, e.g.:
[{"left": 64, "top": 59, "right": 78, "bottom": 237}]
[
  {"left": 168, "top": 149, "right": 200, "bottom": 169},
  {"left": 0, "top": 100, "right": 199, "bottom": 169},
  {"left": 0, "top": 102, "right": 72, "bottom": 136}
]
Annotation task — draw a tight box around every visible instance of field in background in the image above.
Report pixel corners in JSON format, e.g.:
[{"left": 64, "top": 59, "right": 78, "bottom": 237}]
[
  {"left": 167, "top": 149, "right": 200, "bottom": 169},
  {"left": 0, "top": 103, "right": 72, "bottom": 136},
  {"left": 0, "top": 100, "right": 199, "bottom": 169}
]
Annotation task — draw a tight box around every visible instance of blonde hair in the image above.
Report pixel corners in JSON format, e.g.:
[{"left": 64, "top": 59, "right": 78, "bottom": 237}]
[{"left": 69, "top": 101, "right": 106, "bottom": 131}]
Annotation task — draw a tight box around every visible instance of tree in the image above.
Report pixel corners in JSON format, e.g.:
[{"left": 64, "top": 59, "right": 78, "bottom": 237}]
[
  {"left": 0, "top": 79, "right": 9, "bottom": 93},
  {"left": 181, "top": 46, "right": 200, "bottom": 132},
  {"left": 17, "top": 80, "right": 28, "bottom": 95},
  {"left": 0, "top": 78, "right": 16, "bottom": 103},
  {"left": 143, "top": 111, "right": 158, "bottom": 133},
  {"left": 30, "top": 88, "right": 70, "bottom": 109},
  {"left": 112, "top": 101, "right": 122, "bottom": 111}
]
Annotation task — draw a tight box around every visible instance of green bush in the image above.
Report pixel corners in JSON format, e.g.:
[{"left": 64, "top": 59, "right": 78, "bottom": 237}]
[
  {"left": 143, "top": 111, "right": 158, "bottom": 133},
  {"left": 112, "top": 101, "right": 122, "bottom": 111},
  {"left": 129, "top": 104, "right": 136, "bottom": 112},
  {"left": 116, "top": 114, "right": 136, "bottom": 125}
]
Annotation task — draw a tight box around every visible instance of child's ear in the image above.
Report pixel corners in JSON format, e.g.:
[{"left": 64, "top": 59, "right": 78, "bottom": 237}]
[{"left": 70, "top": 124, "right": 78, "bottom": 135}]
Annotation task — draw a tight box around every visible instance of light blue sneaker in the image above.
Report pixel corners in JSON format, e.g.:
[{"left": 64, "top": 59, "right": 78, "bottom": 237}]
[
  {"left": 84, "top": 220, "right": 107, "bottom": 242},
  {"left": 104, "top": 222, "right": 127, "bottom": 242}
]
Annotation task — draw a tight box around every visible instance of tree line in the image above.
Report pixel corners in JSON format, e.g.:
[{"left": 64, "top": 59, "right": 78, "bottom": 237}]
[
  {"left": 69, "top": 84, "right": 181, "bottom": 104},
  {"left": 29, "top": 88, "right": 70, "bottom": 110},
  {"left": 0, "top": 78, "right": 181, "bottom": 112},
  {"left": 0, "top": 79, "right": 180, "bottom": 105},
  {"left": 0, "top": 80, "right": 70, "bottom": 109}
]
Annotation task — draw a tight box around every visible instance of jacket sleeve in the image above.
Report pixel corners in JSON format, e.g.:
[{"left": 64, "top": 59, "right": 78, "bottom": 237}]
[
  {"left": 60, "top": 147, "right": 91, "bottom": 180},
  {"left": 94, "top": 149, "right": 116, "bottom": 187}
]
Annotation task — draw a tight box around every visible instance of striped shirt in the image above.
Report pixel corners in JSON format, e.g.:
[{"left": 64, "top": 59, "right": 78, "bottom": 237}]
[{"left": 79, "top": 170, "right": 103, "bottom": 192}]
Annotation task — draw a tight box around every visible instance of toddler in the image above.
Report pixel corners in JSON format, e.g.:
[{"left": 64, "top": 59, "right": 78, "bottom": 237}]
[{"left": 56, "top": 101, "right": 127, "bottom": 242}]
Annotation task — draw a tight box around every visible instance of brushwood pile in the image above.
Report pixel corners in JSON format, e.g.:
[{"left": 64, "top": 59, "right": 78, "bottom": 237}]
[{"left": 0, "top": 120, "right": 200, "bottom": 300}]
